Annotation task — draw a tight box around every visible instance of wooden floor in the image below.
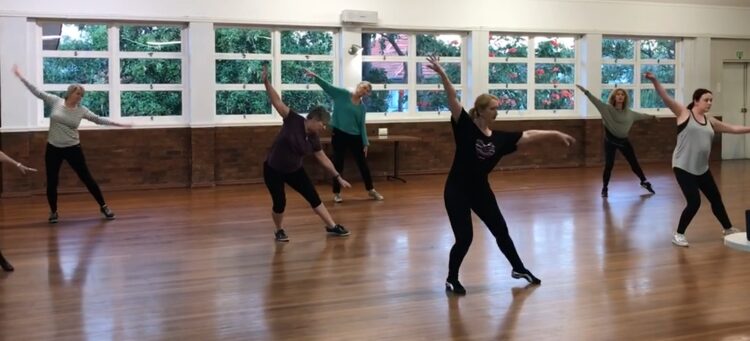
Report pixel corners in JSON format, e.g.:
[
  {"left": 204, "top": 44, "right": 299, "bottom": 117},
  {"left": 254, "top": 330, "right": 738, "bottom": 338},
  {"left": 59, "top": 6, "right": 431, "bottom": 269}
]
[{"left": 2, "top": 161, "right": 750, "bottom": 340}]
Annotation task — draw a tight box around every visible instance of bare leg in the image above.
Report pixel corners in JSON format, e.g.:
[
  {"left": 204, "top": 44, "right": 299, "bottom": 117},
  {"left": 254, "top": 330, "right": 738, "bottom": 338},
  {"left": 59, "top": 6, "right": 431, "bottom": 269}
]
[
  {"left": 312, "top": 203, "right": 336, "bottom": 228},
  {"left": 272, "top": 212, "right": 284, "bottom": 231}
]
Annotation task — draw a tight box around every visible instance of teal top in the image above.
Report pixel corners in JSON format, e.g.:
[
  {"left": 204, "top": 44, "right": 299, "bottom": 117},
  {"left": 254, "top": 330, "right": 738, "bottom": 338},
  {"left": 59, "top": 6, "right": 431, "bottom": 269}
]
[
  {"left": 314, "top": 76, "right": 369, "bottom": 146},
  {"left": 583, "top": 90, "right": 655, "bottom": 138}
]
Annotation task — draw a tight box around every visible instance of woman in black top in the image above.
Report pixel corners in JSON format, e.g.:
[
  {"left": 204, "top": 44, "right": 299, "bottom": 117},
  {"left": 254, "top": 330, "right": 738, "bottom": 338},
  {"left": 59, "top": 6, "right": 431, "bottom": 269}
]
[
  {"left": 0, "top": 150, "right": 37, "bottom": 271},
  {"left": 426, "top": 56, "right": 575, "bottom": 294}
]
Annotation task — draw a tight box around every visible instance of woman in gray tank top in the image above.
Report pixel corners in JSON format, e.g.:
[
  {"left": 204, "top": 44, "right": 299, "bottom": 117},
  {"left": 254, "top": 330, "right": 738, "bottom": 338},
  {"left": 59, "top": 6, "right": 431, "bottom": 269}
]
[{"left": 645, "top": 72, "right": 749, "bottom": 247}]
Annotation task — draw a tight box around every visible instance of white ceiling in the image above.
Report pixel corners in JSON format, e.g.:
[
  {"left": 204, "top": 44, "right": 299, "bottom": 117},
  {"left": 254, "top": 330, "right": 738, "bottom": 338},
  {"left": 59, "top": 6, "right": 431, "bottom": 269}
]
[{"left": 616, "top": 0, "right": 750, "bottom": 7}]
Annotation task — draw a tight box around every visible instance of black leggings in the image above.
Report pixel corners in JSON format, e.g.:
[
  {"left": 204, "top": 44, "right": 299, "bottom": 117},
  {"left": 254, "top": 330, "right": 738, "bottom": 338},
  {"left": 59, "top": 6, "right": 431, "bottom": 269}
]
[
  {"left": 444, "top": 180, "right": 526, "bottom": 280},
  {"left": 263, "top": 162, "right": 322, "bottom": 214},
  {"left": 673, "top": 168, "right": 732, "bottom": 234},
  {"left": 45, "top": 143, "right": 106, "bottom": 213},
  {"left": 331, "top": 128, "right": 373, "bottom": 193},
  {"left": 602, "top": 129, "right": 647, "bottom": 188}
]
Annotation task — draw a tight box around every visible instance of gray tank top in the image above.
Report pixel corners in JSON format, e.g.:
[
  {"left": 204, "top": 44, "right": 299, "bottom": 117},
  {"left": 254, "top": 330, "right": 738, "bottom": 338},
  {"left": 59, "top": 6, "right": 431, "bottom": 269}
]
[{"left": 672, "top": 111, "right": 714, "bottom": 175}]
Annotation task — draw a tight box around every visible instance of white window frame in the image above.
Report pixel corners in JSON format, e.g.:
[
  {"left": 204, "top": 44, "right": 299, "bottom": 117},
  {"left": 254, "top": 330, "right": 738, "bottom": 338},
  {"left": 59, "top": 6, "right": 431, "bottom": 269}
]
[
  {"left": 37, "top": 21, "right": 188, "bottom": 127},
  {"left": 361, "top": 31, "right": 467, "bottom": 119},
  {"left": 601, "top": 36, "right": 680, "bottom": 113},
  {"left": 213, "top": 26, "right": 338, "bottom": 125},
  {"left": 488, "top": 34, "right": 579, "bottom": 118}
]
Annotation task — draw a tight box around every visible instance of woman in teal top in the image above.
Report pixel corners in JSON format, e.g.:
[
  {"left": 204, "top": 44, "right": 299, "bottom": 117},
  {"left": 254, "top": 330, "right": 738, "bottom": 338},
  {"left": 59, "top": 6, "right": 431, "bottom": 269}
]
[
  {"left": 577, "top": 85, "right": 657, "bottom": 197},
  {"left": 305, "top": 69, "right": 383, "bottom": 203}
]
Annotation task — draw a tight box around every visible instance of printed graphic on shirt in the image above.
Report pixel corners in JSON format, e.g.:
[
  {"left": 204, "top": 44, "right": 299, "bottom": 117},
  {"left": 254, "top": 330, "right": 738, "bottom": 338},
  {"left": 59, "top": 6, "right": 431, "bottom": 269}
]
[{"left": 475, "top": 139, "right": 496, "bottom": 160}]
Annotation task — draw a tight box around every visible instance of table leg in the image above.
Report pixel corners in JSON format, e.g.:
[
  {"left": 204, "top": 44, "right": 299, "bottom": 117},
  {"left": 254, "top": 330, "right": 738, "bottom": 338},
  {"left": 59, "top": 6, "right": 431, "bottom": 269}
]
[{"left": 387, "top": 141, "right": 406, "bottom": 183}]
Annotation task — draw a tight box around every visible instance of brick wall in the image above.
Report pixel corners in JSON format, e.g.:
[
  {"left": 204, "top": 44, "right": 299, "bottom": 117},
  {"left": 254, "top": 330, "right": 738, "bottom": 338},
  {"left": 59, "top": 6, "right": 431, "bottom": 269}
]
[{"left": 0, "top": 117, "right": 719, "bottom": 197}]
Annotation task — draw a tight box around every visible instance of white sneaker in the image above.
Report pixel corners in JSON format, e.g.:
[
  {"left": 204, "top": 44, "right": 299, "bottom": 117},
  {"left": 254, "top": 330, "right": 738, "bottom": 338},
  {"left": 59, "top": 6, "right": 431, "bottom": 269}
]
[
  {"left": 723, "top": 227, "right": 740, "bottom": 236},
  {"left": 368, "top": 189, "right": 384, "bottom": 201},
  {"left": 333, "top": 193, "right": 343, "bottom": 203},
  {"left": 672, "top": 233, "right": 689, "bottom": 247}
]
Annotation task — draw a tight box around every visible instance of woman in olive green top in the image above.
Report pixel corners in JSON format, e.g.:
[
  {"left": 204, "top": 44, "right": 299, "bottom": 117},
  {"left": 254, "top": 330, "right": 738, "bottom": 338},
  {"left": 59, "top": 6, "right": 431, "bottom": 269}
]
[
  {"left": 305, "top": 69, "right": 383, "bottom": 203},
  {"left": 577, "top": 85, "right": 657, "bottom": 197}
]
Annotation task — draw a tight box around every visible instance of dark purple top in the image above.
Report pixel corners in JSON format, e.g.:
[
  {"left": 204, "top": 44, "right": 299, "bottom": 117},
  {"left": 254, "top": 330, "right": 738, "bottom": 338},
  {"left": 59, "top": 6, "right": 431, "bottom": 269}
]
[{"left": 266, "top": 110, "right": 322, "bottom": 173}]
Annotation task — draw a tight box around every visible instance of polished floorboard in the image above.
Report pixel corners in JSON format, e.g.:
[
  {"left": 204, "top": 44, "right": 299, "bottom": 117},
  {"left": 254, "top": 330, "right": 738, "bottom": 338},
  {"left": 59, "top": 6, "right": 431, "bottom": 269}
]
[{"left": 2, "top": 161, "right": 750, "bottom": 340}]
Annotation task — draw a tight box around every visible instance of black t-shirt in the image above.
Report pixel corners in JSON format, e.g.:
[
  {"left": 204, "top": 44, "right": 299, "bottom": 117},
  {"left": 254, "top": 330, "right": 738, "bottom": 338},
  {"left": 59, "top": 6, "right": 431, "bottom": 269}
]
[
  {"left": 448, "top": 109, "right": 522, "bottom": 182},
  {"left": 266, "top": 110, "right": 322, "bottom": 173}
]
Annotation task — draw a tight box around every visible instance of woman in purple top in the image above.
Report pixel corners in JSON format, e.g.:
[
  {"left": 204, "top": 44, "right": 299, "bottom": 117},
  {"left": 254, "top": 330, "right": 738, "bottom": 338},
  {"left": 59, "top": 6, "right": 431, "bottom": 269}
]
[
  {"left": 262, "top": 65, "right": 352, "bottom": 242},
  {"left": 427, "top": 55, "right": 575, "bottom": 294},
  {"left": 0, "top": 150, "right": 38, "bottom": 271}
]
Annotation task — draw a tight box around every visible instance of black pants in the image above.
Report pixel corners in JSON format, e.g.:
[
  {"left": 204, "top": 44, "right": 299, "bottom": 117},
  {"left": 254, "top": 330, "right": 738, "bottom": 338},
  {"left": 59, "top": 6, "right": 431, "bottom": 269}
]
[
  {"left": 673, "top": 167, "right": 732, "bottom": 234},
  {"left": 45, "top": 143, "right": 106, "bottom": 213},
  {"left": 331, "top": 128, "right": 374, "bottom": 193},
  {"left": 263, "top": 162, "right": 322, "bottom": 214},
  {"left": 444, "top": 179, "right": 526, "bottom": 280},
  {"left": 602, "top": 129, "right": 647, "bottom": 188}
]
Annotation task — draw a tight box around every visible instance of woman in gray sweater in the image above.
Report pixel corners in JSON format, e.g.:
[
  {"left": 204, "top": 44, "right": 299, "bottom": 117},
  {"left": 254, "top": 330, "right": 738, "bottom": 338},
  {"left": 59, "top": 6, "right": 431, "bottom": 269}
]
[
  {"left": 13, "top": 65, "right": 131, "bottom": 224},
  {"left": 577, "top": 85, "right": 657, "bottom": 197}
]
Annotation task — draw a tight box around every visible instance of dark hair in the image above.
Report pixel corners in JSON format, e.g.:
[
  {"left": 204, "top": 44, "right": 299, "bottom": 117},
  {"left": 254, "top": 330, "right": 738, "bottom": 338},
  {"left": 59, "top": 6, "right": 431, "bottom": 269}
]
[
  {"left": 307, "top": 106, "right": 331, "bottom": 123},
  {"left": 687, "top": 88, "right": 712, "bottom": 110}
]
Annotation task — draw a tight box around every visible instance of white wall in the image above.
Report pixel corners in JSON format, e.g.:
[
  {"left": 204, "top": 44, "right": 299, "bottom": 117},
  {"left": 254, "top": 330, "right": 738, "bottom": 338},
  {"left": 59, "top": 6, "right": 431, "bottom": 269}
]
[
  {"left": 711, "top": 39, "right": 750, "bottom": 115},
  {"left": 2, "top": 0, "right": 750, "bottom": 38},
  {"left": 1, "top": 0, "right": 747, "bottom": 130}
]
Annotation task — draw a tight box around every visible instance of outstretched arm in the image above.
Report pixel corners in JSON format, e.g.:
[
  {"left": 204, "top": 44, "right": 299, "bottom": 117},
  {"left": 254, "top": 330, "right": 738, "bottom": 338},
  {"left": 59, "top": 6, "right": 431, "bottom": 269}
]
[
  {"left": 304, "top": 69, "right": 349, "bottom": 98},
  {"left": 83, "top": 109, "right": 132, "bottom": 127},
  {"left": 424, "top": 55, "right": 462, "bottom": 121},
  {"left": 710, "top": 117, "right": 750, "bottom": 134},
  {"left": 264, "top": 65, "right": 290, "bottom": 118},
  {"left": 631, "top": 110, "right": 658, "bottom": 121},
  {"left": 576, "top": 84, "right": 610, "bottom": 114},
  {"left": 13, "top": 64, "right": 59, "bottom": 104},
  {"left": 314, "top": 150, "right": 351, "bottom": 188},
  {"left": 517, "top": 130, "right": 575, "bottom": 148},
  {"left": 0, "top": 150, "right": 37, "bottom": 174},
  {"left": 644, "top": 72, "right": 685, "bottom": 117}
]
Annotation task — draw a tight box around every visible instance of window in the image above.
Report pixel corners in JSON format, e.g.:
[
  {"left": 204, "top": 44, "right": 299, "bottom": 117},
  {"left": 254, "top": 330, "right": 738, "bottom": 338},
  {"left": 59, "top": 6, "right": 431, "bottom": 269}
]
[
  {"left": 361, "top": 32, "right": 465, "bottom": 115},
  {"left": 601, "top": 37, "right": 678, "bottom": 109},
  {"left": 489, "top": 34, "right": 577, "bottom": 114},
  {"left": 119, "top": 25, "right": 184, "bottom": 117},
  {"left": 41, "top": 23, "right": 109, "bottom": 117},
  {"left": 214, "top": 28, "right": 336, "bottom": 118},
  {"left": 214, "top": 27, "right": 272, "bottom": 116},
  {"left": 39, "top": 22, "right": 186, "bottom": 120}
]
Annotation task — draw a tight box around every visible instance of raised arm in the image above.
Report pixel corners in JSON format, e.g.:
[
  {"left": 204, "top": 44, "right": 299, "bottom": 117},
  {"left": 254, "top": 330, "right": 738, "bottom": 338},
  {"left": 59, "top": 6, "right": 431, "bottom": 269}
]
[
  {"left": 304, "top": 69, "right": 349, "bottom": 98},
  {"left": 517, "top": 130, "right": 575, "bottom": 148},
  {"left": 644, "top": 72, "right": 685, "bottom": 117},
  {"left": 709, "top": 116, "right": 750, "bottom": 134},
  {"left": 424, "top": 55, "right": 462, "bottom": 121},
  {"left": 0, "top": 150, "right": 37, "bottom": 174},
  {"left": 576, "top": 84, "right": 610, "bottom": 114},
  {"left": 263, "top": 65, "right": 290, "bottom": 118},
  {"left": 13, "top": 64, "right": 59, "bottom": 104},
  {"left": 314, "top": 150, "right": 351, "bottom": 188}
]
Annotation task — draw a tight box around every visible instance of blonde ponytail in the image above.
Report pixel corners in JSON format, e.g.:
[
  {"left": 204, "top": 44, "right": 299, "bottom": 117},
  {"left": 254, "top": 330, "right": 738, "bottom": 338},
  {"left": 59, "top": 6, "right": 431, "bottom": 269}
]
[{"left": 469, "top": 93, "right": 499, "bottom": 119}]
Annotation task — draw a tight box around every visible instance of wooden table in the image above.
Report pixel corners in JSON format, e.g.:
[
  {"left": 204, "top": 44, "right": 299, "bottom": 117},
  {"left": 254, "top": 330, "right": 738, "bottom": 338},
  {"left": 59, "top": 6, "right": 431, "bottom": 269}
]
[{"left": 320, "top": 135, "right": 421, "bottom": 183}]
